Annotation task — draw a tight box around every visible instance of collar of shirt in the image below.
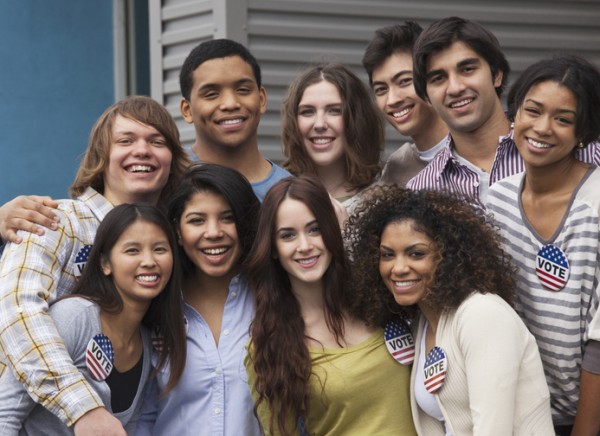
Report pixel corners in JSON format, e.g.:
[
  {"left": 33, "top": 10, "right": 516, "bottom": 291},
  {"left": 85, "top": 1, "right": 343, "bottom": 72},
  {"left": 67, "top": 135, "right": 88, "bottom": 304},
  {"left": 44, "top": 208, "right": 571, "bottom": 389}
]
[{"left": 78, "top": 187, "right": 115, "bottom": 224}]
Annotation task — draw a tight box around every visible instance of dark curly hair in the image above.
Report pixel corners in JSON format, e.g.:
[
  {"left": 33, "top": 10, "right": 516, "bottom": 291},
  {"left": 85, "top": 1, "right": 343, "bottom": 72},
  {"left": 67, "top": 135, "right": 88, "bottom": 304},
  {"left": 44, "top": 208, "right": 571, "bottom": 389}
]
[{"left": 344, "top": 185, "right": 516, "bottom": 326}]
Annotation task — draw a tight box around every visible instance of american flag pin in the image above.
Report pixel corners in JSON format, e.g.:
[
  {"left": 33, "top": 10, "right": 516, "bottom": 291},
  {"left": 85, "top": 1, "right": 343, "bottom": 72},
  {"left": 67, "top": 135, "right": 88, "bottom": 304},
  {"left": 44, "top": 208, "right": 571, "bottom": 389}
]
[
  {"left": 424, "top": 346, "right": 447, "bottom": 394},
  {"left": 74, "top": 244, "right": 93, "bottom": 279},
  {"left": 86, "top": 333, "right": 114, "bottom": 381},
  {"left": 384, "top": 319, "right": 415, "bottom": 365},
  {"left": 535, "top": 244, "right": 570, "bottom": 291}
]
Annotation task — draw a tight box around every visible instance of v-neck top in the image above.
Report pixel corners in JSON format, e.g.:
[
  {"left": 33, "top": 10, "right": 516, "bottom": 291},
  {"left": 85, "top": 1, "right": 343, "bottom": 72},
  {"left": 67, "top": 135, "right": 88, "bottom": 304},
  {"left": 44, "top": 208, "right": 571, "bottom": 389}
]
[{"left": 487, "top": 166, "right": 600, "bottom": 424}]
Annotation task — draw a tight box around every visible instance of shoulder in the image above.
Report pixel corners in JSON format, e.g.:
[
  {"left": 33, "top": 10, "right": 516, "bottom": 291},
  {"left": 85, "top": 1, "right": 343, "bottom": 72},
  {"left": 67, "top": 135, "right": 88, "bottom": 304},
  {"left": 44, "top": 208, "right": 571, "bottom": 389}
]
[
  {"left": 406, "top": 147, "right": 451, "bottom": 189},
  {"left": 49, "top": 297, "right": 99, "bottom": 330},
  {"left": 487, "top": 172, "right": 523, "bottom": 208},
  {"left": 453, "top": 293, "right": 521, "bottom": 332},
  {"left": 267, "top": 161, "right": 292, "bottom": 179}
]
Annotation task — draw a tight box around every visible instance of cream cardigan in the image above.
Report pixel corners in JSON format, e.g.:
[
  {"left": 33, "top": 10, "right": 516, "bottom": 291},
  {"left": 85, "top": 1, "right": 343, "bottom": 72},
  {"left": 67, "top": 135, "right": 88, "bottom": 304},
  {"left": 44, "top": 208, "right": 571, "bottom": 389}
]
[{"left": 410, "top": 293, "right": 554, "bottom": 435}]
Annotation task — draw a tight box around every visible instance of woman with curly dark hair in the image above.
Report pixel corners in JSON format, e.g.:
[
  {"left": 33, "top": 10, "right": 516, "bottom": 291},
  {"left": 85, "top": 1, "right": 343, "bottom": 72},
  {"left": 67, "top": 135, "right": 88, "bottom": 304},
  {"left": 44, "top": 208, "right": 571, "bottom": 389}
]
[
  {"left": 245, "top": 175, "right": 416, "bottom": 436},
  {"left": 345, "top": 185, "right": 553, "bottom": 435}
]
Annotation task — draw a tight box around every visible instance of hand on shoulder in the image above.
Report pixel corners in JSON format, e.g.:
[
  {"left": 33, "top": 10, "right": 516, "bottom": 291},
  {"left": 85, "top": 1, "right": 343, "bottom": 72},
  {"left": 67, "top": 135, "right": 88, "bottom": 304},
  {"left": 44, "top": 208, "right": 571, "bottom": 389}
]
[{"left": 0, "top": 195, "right": 59, "bottom": 244}]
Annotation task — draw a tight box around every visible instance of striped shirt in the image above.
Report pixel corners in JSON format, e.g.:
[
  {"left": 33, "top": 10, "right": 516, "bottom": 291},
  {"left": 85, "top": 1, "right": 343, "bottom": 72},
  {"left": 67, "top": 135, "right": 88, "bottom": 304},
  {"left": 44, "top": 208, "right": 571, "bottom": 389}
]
[
  {"left": 486, "top": 167, "right": 600, "bottom": 424},
  {"left": 0, "top": 188, "right": 113, "bottom": 426},
  {"left": 407, "top": 131, "right": 600, "bottom": 204}
]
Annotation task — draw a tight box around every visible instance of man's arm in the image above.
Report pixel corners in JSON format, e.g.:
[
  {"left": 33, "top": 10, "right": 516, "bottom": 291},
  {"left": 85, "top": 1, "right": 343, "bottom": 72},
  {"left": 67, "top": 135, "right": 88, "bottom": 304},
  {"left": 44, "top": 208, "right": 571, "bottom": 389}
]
[
  {"left": 0, "top": 210, "right": 102, "bottom": 426},
  {"left": 0, "top": 195, "right": 59, "bottom": 244}
]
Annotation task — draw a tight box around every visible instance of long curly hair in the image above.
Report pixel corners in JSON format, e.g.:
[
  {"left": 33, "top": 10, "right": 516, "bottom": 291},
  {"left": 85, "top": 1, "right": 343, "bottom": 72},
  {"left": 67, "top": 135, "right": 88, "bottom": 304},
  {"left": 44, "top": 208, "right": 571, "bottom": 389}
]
[
  {"left": 246, "top": 175, "right": 349, "bottom": 435},
  {"left": 344, "top": 185, "right": 516, "bottom": 326}
]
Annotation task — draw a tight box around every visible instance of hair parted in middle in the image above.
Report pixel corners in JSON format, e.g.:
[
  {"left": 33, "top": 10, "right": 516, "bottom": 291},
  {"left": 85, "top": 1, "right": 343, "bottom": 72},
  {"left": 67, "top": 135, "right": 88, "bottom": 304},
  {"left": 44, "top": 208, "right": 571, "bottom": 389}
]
[
  {"left": 69, "top": 95, "right": 190, "bottom": 209},
  {"left": 281, "top": 63, "right": 384, "bottom": 192},
  {"left": 246, "top": 174, "right": 350, "bottom": 435},
  {"left": 344, "top": 185, "right": 516, "bottom": 327},
  {"left": 71, "top": 203, "right": 187, "bottom": 393},
  {"left": 412, "top": 16, "right": 510, "bottom": 101},
  {"left": 167, "top": 163, "right": 260, "bottom": 276}
]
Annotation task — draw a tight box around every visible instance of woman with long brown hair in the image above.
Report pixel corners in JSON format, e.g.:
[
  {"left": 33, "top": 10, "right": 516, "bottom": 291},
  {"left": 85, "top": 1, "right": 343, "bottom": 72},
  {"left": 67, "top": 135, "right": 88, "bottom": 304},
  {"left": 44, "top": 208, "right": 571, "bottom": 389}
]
[
  {"left": 281, "top": 63, "right": 384, "bottom": 211},
  {"left": 245, "top": 175, "right": 415, "bottom": 435}
]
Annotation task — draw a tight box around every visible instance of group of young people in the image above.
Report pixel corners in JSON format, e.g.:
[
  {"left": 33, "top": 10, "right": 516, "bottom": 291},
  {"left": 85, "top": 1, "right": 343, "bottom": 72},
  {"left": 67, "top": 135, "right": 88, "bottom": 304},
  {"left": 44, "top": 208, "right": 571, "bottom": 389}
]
[{"left": 0, "top": 14, "right": 598, "bottom": 436}]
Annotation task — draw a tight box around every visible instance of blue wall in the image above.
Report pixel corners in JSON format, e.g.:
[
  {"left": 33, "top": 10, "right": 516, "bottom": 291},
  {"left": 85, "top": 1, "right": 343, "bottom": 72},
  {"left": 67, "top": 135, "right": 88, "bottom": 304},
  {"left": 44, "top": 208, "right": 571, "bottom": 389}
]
[{"left": 0, "top": 1, "right": 114, "bottom": 202}]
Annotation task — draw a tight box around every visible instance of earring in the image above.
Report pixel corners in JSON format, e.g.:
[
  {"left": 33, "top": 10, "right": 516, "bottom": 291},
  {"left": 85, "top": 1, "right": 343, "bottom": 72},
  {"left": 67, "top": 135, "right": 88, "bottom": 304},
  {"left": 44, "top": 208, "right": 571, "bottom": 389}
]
[
  {"left": 578, "top": 141, "right": 585, "bottom": 149},
  {"left": 510, "top": 121, "right": 515, "bottom": 130}
]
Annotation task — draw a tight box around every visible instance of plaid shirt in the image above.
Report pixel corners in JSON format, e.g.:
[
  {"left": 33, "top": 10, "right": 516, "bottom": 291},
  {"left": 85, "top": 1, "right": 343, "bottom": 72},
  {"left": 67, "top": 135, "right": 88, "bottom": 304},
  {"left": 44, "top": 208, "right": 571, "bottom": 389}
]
[
  {"left": 0, "top": 188, "right": 113, "bottom": 426},
  {"left": 407, "top": 131, "right": 600, "bottom": 204}
]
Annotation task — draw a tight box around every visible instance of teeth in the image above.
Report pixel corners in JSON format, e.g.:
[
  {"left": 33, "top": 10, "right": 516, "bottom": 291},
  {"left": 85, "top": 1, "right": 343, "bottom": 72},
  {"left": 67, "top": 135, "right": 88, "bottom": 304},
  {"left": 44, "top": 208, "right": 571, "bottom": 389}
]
[
  {"left": 297, "top": 256, "right": 317, "bottom": 265},
  {"left": 528, "top": 138, "right": 552, "bottom": 149},
  {"left": 137, "top": 275, "right": 158, "bottom": 282},
  {"left": 312, "top": 137, "right": 333, "bottom": 145},
  {"left": 203, "top": 247, "right": 228, "bottom": 255},
  {"left": 220, "top": 118, "right": 243, "bottom": 125},
  {"left": 129, "top": 165, "right": 153, "bottom": 173},
  {"left": 392, "top": 107, "right": 411, "bottom": 118},
  {"left": 393, "top": 280, "right": 418, "bottom": 287},
  {"left": 450, "top": 98, "right": 472, "bottom": 108}
]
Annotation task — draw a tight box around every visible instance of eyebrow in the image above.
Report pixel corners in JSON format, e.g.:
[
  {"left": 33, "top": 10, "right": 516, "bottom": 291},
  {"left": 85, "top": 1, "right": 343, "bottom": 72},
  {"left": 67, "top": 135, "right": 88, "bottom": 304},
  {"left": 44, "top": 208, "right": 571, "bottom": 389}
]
[
  {"left": 426, "top": 57, "right": 481, "bottom": 80},
  {"left": 524, "top": 98, "right": 577, "bottom": 116},
  {"left": 113, "top": 130, "right": 163, "bottom": 137},
  {"left": 277, "top": 219, "right": 318, "bottom": 233},
  {"left": 379, "top": 242, "right": 430, "bottom": 251},
  {"left": 197, "top": 77, "right": 256, "bottom": 91},
  {"left": 457, "top": 57, "right": 480, "bottom": 69},
  {"left": 371, "top": 70, "right": 412, "bottom": 88}
]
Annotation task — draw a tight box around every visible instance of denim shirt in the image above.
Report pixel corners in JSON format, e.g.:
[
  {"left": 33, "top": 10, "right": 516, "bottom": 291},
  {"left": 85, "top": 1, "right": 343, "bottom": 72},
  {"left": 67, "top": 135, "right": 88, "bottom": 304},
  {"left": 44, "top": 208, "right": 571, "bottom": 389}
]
[{"left": 136, "top": 275, "right": 261, "bottom": 436}]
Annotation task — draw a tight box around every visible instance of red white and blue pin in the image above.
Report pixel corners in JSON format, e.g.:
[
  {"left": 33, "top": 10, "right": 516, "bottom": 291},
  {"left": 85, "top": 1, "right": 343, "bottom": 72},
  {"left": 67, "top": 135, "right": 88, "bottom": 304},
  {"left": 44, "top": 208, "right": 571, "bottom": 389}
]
[
  {"left": 86, "top": 334, "right": 114, "bottom": 381},
  {"left": 384, "top": 320, "right": 415, "bottom": 365},
  {"left": 536, "top": 244, "right": 569, "bottom": 291},
  {"left": 424, "top": 346, "right": 447, "bottom": 394}
]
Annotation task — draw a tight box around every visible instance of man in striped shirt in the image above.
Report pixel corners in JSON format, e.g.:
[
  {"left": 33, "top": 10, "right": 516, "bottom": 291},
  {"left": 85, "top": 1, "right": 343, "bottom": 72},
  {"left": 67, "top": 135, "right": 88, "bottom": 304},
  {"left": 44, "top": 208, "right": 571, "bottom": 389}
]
[{"left": 406, "top": 16, "right": 598, "bottom": 203}]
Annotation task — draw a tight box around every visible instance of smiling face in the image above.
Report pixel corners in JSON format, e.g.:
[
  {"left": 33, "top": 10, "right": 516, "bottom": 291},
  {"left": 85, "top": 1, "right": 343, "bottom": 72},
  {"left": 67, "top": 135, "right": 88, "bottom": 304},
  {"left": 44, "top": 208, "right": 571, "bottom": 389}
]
[
  {"left": 514, "top": 80, "right": 579, "bottom": 169},
  {"left": 103, "top": 115, "right": 173, "bottom": 206},
  {"left": 371, "top": 51, "right": 441, "bottom": 138},
  {"left": 425, "top": 41, "right": 503, "bottom": 134},
  {"left": 275, "top": 198, "right": 332, "bottom": 289},
  {"left": 180, "top": 55, "right": 267, "bottom": 153},
  {"left": 378, "top": 220, "right": 437, "bottom": 308},
  {"left": 296, "top": 80, "right": 347, "bottom": 169},
  {"left": 178, "top": 190, "right": 242, "bottom": 280},
  {"left": 101, "top": 220, "right": 173, "bottom": 308}
]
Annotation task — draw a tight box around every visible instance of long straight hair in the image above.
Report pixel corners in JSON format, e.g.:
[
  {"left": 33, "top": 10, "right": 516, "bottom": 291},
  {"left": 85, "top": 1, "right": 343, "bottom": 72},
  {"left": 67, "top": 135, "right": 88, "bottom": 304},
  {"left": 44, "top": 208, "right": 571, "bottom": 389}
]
[
  {"left": 281, "top": 63, "right": 384, "bottom": 191},
  {"left": 246, "top": 175, "right": 349, "bottom": 435},
  {"left": 71, "top": 204, "right": 186, "bottom": 393}
]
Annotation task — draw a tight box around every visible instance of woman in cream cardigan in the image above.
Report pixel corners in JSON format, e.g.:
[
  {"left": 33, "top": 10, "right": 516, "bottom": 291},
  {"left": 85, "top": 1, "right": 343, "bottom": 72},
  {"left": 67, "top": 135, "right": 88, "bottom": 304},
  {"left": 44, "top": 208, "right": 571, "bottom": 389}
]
[{"left": 345, "top": 186, "right": 553, "bottom": 435}]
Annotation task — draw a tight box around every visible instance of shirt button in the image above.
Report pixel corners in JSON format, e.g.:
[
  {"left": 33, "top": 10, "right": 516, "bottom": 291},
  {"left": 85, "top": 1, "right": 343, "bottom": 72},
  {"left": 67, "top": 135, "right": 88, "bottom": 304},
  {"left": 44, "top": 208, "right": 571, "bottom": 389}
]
[
  {"left": 231, "top": 291, "right": 237, "bottom": 298},
  {"left": 16, "top": 306, "right": 23, "bottom": 314},
  {"left": 214, "top": 407, "right": 221, "bottom": 415},
  {"left": 214, "top": 367, "right": 222, "bottom": 375},
  {"left": 223, "top": 328, "right": 230, "bottom": 336},
  {"left": 473, "top": 181, "right": 480, "bottom": 187}
]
